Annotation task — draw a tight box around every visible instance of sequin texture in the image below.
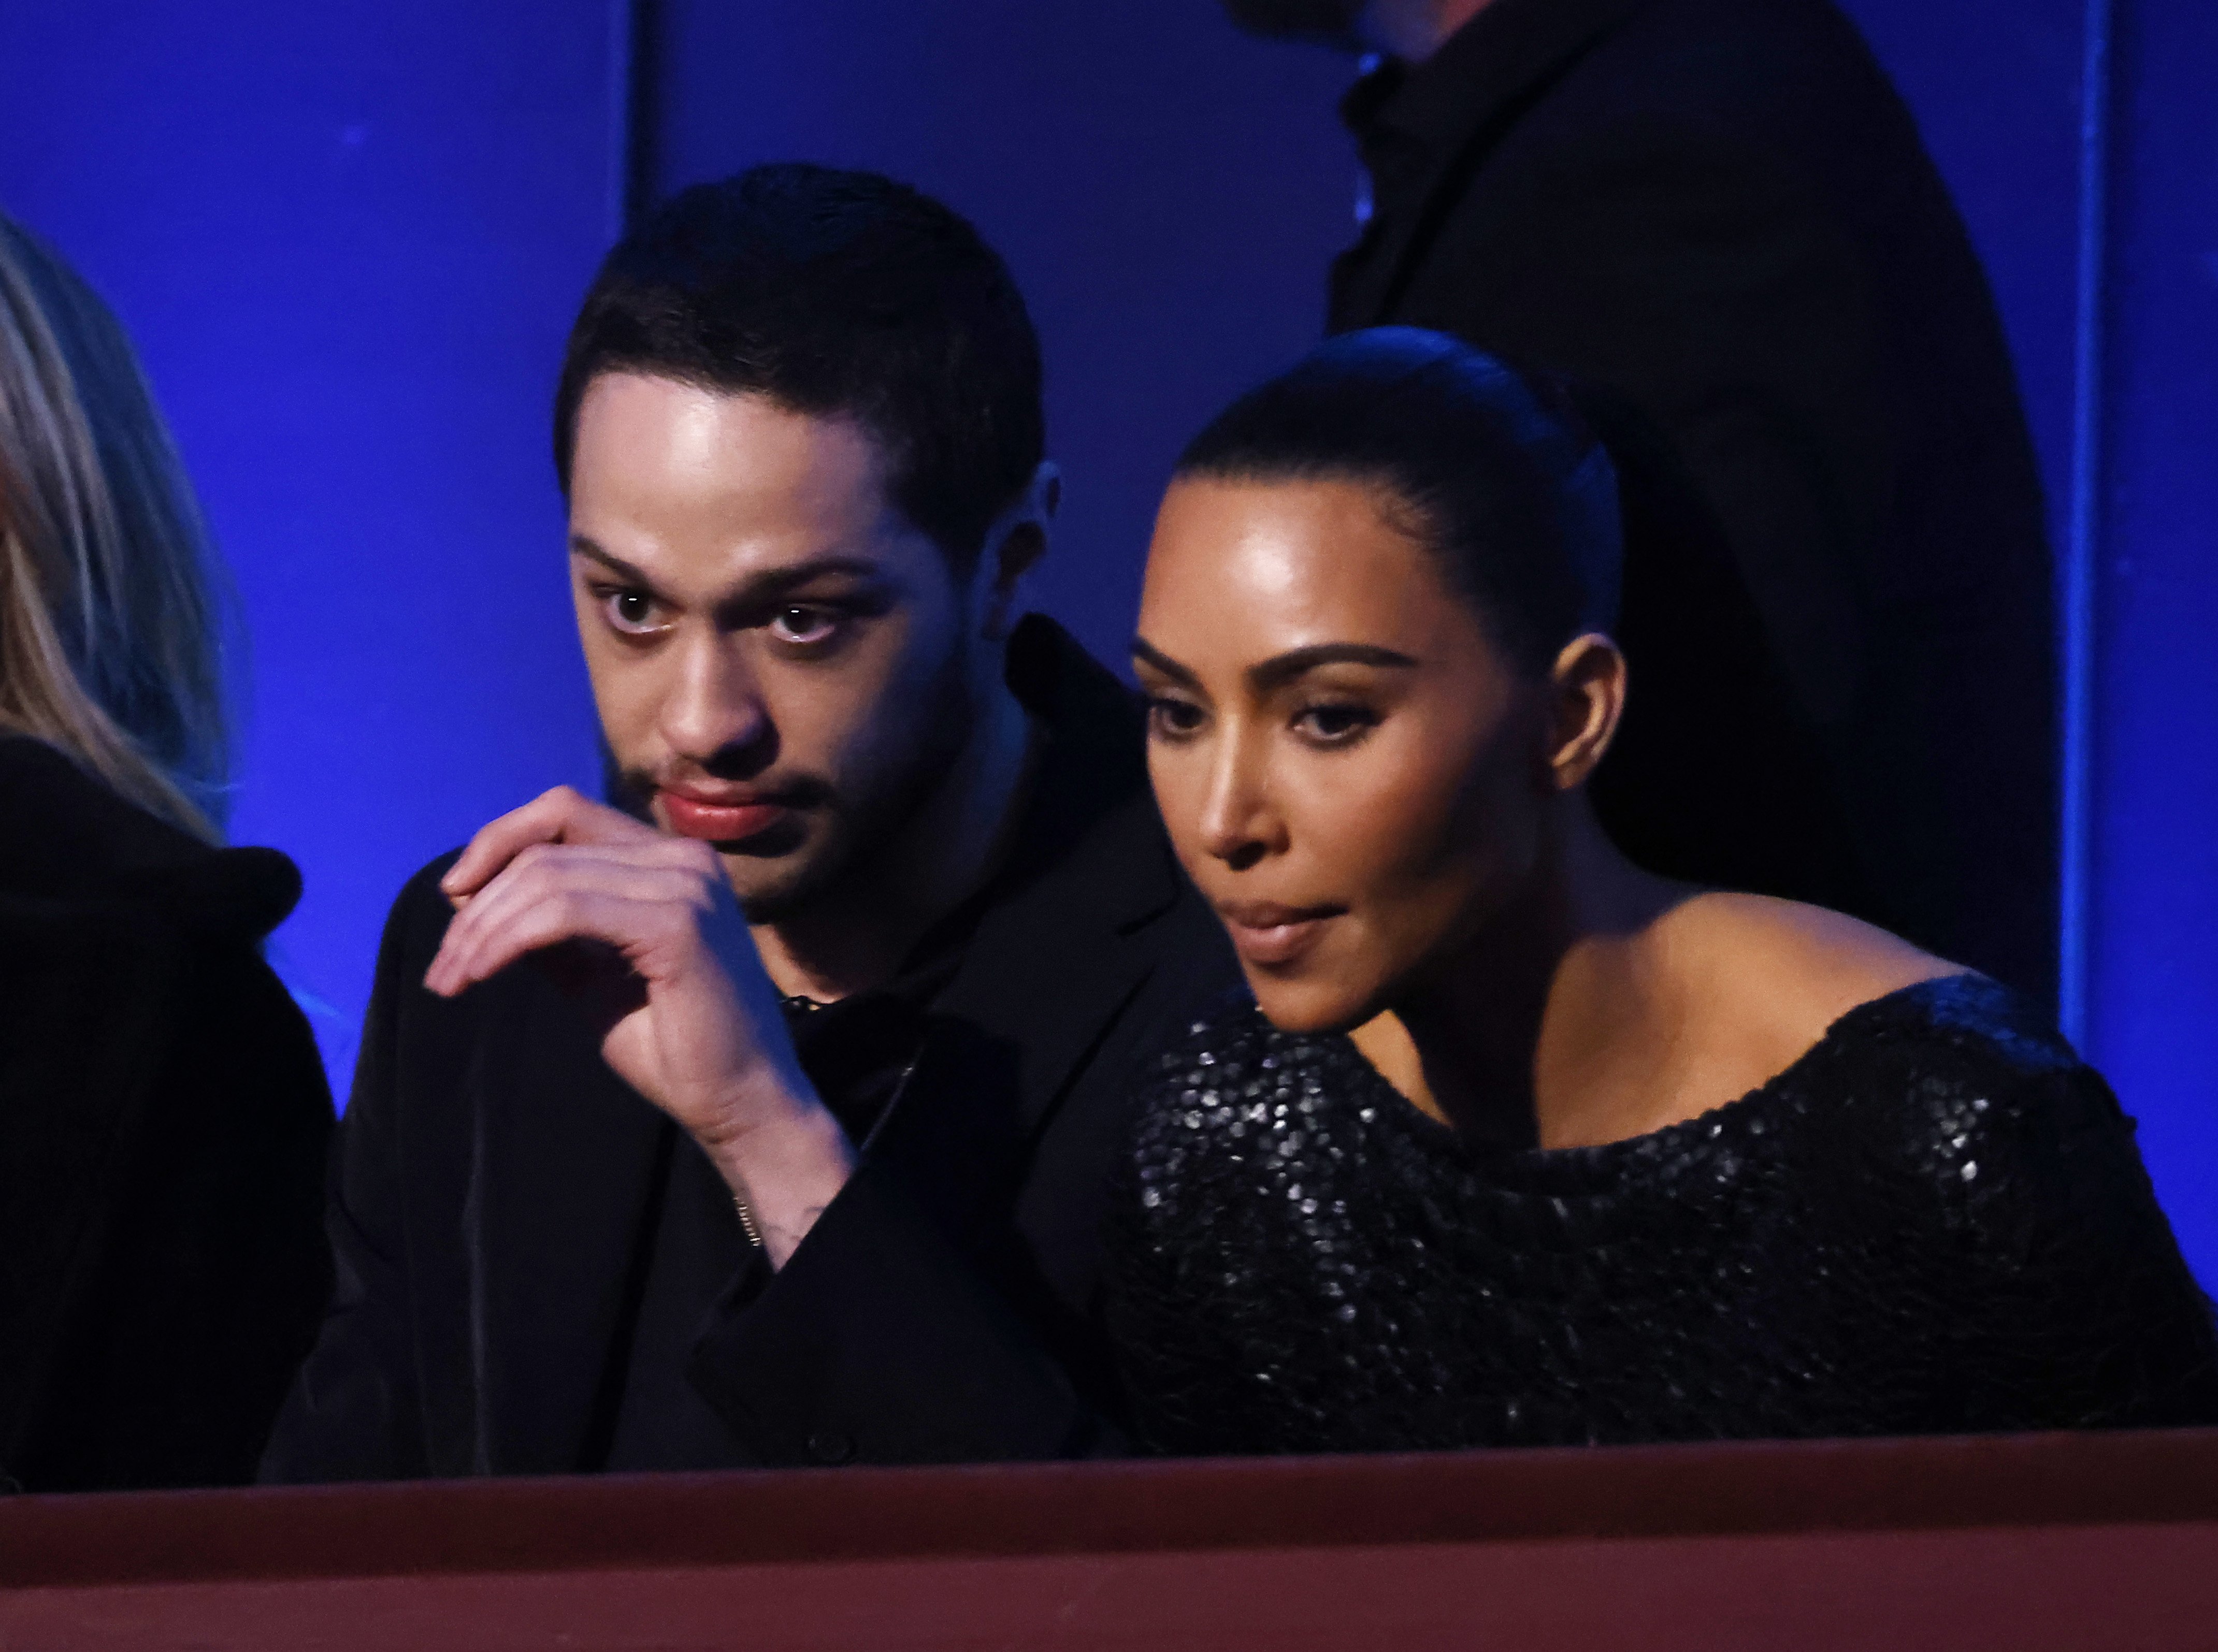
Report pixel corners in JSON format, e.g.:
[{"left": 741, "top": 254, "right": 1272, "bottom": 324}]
[{"left": 1106, "top": 976, "right": 2218, "bottom": 1455}]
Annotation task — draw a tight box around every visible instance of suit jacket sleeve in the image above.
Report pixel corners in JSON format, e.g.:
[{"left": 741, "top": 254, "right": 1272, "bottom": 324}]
[
  {"left": 685, "top": 1155, "right": 1121, "bottom": 1466},
  {"left": 260, "top": 873, "right": 447, "bottom": 1483}
]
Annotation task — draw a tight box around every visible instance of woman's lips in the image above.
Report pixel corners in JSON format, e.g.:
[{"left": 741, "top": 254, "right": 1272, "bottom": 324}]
[
  {"left": 1217, "top": 902, "right": 1344, "bottom": 968},
  {"left": 658, "top": 789, "right": 792, "bottom": 843}
]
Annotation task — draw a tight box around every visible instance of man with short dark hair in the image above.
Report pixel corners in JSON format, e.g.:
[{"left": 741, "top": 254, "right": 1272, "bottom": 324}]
[
  {"left": 1223, "top": 0, "right": 2059, "bottom": 1005},
  {"left": 263, "top": 165, "right": 1232, "bottom": 1476}
]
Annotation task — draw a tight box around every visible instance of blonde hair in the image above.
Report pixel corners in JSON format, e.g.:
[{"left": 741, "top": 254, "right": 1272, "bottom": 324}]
[{"left": 0, "top": 212, "right": 230, "bottom": 842}]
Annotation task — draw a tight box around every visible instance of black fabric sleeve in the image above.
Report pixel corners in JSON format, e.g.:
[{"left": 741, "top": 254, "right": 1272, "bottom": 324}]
[
  {"left": 686, "top": 1157, "right": 1121, "bottom": 1467},
  {"left": 258, "top": 870, "right": 454, "bottom": 1483},
  {"left": 1946, "top": 1066, "right": 2218, "bottom": 1431}
]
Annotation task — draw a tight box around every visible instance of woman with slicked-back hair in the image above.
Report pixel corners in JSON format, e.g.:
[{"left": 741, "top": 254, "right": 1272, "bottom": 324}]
[
  {"left": 1110, "top": 330, "right": 2216, "bottom": 1455},
  {"left": 0, "top": 211, "right": 331, "bottom": 1492}
]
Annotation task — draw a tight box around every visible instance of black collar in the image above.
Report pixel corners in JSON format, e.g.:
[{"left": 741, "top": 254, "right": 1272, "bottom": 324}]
[
  {"left": 1342, "top": 0, "right": 1653, "bottom": 171},
  {"left": 0, "top": 735, "right": 298, "bottom": 938},
  {"left": 988, "top": 612, "right": 1171, "bottom": 925}
]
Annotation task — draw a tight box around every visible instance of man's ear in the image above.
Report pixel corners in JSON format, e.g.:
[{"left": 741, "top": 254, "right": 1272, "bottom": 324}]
[
  {"left": 1544, "top": 632, "right": 1628, "bottom": 792},
  {"left": 976, "top": 460, "right": 1059, "bottom": 642}
]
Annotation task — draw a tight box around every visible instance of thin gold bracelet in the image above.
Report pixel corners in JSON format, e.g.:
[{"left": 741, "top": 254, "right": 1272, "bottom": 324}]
[{"left": 732, "top": 1194, "right": 762, "bottom": 1250}]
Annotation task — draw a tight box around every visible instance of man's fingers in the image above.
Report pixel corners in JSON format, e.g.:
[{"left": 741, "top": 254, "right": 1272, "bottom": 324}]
[
  {"left": 431, "top": 889, "right": 643, "bottom": 999},
  {"left": 425, "top": 850, "right": 711, "bottom": 996},
  {"left": 438, "top": 786, "right": 665, "bottom": 903},
  {"left": 428, "top": 853, "right": 693, "bottom": 993},
  {"left": 427, "top": 882, "right": 698, "bottom": 999}
]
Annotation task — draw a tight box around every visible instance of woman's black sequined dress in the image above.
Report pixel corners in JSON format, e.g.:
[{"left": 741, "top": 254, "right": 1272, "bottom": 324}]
[{"left": 1106, "top": 976, "right": 2218, "bottom": 1454}]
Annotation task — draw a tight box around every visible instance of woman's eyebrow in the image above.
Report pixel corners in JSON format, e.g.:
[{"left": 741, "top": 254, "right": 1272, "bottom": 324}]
[
  {"left": 1247, "top": 642, "right": 1419, "bottom": 693},
  {"left": 1131, "top": 637, "right": 1421, "bottom": 693},
  {"left": 1130, "top": 636, "right": 1200, "bottom": 688}
]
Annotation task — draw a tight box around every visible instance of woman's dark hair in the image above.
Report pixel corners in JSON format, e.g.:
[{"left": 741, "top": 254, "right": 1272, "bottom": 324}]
[
  {"left": 555, "top": 163, "right": 1044, "bottom": 573},
  {"left": 1174, "top": 328, "right": 1621, "bottom": 675}
]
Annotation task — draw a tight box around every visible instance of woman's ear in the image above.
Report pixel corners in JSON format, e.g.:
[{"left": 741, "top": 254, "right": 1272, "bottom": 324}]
[
  {"left": 975, "top": 461, "right": 1059, "bottom": 642},
  {"left": 1544, "top": 632, "right": 1628, "bottom": 792}
]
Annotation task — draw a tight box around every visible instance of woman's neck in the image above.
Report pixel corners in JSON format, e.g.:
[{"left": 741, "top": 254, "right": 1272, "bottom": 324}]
[{"left": 1353, "top": 802, "right": 1693, "bottom": 1149}]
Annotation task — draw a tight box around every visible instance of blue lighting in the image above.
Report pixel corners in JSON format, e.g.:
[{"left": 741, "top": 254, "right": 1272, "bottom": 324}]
[{"left": 1, "top": 0, "right": 2208, "bottom": 1291}]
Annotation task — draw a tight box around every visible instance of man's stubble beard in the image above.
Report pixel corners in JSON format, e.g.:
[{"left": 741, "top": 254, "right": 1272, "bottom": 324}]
[{"left": 724, "top": 631, "right": 983, "bottom": 928}]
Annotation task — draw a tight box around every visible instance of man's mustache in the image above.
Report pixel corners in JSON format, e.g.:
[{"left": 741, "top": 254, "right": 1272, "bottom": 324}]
[{"left": 615, "top": 764, "right": 839, "bottom": 815}]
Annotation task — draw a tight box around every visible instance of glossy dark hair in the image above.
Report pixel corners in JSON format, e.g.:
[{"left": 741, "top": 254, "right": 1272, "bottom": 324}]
[
  {"left": 554, "top": 163, "right": 1044, "bottom": 572},
  {"left": 1174, "top": 328, "right": 1621, "bottom": 675}
]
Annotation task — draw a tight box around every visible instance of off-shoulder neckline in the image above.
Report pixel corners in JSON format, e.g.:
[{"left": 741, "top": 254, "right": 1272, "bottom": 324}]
[{"left": 1320, "top": 971, "right": 2067, "bottom": 1165}]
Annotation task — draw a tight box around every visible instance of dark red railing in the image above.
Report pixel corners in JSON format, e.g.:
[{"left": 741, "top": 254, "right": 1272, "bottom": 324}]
[{"left": 5, "top": 1428, "right": 2215, "bottom": 1649}]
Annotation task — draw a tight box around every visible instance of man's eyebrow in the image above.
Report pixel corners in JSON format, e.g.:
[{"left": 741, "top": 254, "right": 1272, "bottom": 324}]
[
  {"left": 1247, "top": 642, "right": 1420, "bottom": 693},
  {"left": 569, "top": 535, "right": 654, "bottom": 589},
  {"left": 569, "top": 539, "right": 888, "bottom": 608},
  {"left": 1130, "top": 637, "right": 1200, "bottom": 689},
  {"left": 716, "top": 556, "right": 888, "bottom": 611}
]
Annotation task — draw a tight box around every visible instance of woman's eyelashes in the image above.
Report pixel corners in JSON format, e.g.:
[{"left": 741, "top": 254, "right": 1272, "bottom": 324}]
[
  {"left": 1292, "top": 700, "right": 1382, "bottom": 747},
  {"left": 1144, "top": 694, "right": 1207, "bottom": 740},
  {"left": 1142, "top": 691, "right": 1384, "bottom": 748}
]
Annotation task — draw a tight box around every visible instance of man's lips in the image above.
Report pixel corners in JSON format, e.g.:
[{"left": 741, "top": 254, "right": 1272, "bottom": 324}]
[
  {"left": 1215, "top": 900, "right": 1345, "bottom": 968},
  {"left": 658, "top": 788, "right": 797, "bottom": 843}
]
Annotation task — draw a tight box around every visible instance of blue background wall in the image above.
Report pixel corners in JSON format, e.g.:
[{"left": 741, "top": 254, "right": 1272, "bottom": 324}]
[
  {"left": 0, "top": 0, "right": 2209, "bottom": 1281},
  {"left": 2086, "top": 0, "right": 2218, "bottom": 1278},
  {"left": 0, "top": 0, "right": 617, "bottom": 1079},
  {"left": 646, "top": 0, "right": 1358, "bottom": 671}
]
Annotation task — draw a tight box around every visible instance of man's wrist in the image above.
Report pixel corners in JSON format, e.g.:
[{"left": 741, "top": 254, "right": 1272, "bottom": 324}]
[{"left": 696, "top": 1090, "right": 858, "bottom": 1268}]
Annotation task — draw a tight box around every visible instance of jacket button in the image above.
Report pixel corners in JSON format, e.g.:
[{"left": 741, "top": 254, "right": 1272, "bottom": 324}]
[{"left": 807, "top": 1430, "right": 856, "bottom": 1466}]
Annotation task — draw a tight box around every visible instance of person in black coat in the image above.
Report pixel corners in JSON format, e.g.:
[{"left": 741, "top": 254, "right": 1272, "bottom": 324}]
[
  {"left": 261, "top": 166, "right": 1235, "bottom": 1479},
  {"left": 0, "top": 742, "right": 333, "bottom": 1492},
  {"left": 0, "top": 210, "right": 333, "bottom": 1493},
  {"left": 1224, "top": 0, "right": 2059, "bottom": 1004}
]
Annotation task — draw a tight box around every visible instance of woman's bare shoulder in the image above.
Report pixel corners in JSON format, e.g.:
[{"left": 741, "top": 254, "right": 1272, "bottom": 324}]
[{"left": 1664, "top": 892, "right": 1967, "bottom": 1061}]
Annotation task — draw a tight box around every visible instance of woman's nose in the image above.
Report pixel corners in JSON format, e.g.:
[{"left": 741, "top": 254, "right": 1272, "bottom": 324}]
[
  {"left": 1196, "top": 740, "right": 1285, "bottom": 871},
  {"left": 660, "top": 631, "right": 771, "bottom": 765}
]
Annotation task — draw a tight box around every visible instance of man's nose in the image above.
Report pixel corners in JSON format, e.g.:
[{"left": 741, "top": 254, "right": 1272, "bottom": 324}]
[{"left": 659, "top": 630, "right": 771, "bottom": 765}]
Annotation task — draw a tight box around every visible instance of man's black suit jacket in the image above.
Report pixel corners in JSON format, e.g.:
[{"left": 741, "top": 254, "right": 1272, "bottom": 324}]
[
  {"left": 1333, "top": 0, "right": 2057, "bottom": 1002},
  {"left": 262, "top": 618, "right": 1234, "bottom": 1477}
]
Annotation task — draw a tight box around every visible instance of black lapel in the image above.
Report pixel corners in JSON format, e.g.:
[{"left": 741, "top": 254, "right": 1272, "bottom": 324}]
[
  {"left": 932, "top": 616, "right": 1182, "bottom": 1137},
  {"left": 931, "top": 796, "right": 1179, "bottom": 1143},
  {"left": 1333, "top": 0, "right": 1652, "bottom": 329},
  {"left": 868, "top": 619, "right": 1183, "bottom": 1224},
  {"left": 468, "top": 972, "right": 672, "bottom": 1474}
]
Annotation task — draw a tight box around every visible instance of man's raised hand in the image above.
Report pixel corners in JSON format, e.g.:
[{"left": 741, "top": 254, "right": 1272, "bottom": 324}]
[{"left": 423, "top": 786, "right": 854, "bottom": 1263}]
